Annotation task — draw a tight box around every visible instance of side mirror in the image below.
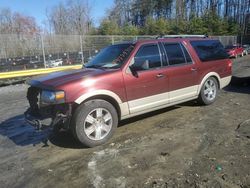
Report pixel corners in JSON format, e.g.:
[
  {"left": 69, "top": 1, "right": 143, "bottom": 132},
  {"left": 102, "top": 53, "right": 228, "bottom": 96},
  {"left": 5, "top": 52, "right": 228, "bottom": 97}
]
[
  {"left": 129, "top": 59, "right": 150, "bottom": 77},
  {"left": 142, "top": 60, "right": 149, "bottom": 70},
  {"left": 129, "top": 64, "right": 138, "bottom": 77}
]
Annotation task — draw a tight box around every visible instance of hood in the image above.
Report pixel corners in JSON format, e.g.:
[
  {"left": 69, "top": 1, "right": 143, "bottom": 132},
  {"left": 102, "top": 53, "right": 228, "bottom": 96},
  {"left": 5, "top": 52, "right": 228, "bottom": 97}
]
[{"left": 28, "top": 68, "right": 111, "bottom": 89}]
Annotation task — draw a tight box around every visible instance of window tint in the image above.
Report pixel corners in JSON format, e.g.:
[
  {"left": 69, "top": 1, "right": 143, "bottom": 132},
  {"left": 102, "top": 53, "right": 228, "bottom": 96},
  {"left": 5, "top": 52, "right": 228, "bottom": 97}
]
[
  {"left": 133, "top": 44, "right": 161, "bottom": 70},
  {"left": 164, "top": 43, "right": 186, "bottom": 65},
  {"left": 190, "top": 40, "right": 228, "bottom": 62}
]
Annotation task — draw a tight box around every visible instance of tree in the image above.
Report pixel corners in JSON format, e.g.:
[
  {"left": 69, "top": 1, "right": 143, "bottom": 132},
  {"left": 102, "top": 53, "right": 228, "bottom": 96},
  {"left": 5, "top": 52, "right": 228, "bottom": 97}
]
[
  {"left": 101, "top": 0, "right": 248, "bottom": 35},
  {"left": 99, "top": 19, "right": 121, "bottom": 35},
  {"left": 143, "top": 17, "right": 170, "bottom": 35},
  {"left": 47, "top": 0, "right": 92, "bottom": 35},
  {"left": 0, "top": 8, "right": 39, "bottom": 35},
  {"left": 121, "top": 23, "right": 139, "bottom": 35}
]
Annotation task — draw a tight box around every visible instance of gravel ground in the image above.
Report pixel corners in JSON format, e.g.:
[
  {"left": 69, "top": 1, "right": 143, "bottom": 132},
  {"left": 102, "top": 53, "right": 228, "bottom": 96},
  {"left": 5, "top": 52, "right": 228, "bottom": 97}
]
[{"left": 0, "top": 57, "right": 249, "bottom": 188}]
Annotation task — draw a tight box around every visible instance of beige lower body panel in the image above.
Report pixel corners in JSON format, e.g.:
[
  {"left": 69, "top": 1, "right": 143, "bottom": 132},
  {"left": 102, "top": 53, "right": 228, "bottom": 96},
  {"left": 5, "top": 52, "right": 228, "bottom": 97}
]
[
  {"left": 121, "top": 96, "right": 198, "bottom": 120},
  {"left": 220, "top": 76, "right": 232, "bottom": 89},
  {"left": 120, "top": 85, "right": 199, "bottom": 120}
]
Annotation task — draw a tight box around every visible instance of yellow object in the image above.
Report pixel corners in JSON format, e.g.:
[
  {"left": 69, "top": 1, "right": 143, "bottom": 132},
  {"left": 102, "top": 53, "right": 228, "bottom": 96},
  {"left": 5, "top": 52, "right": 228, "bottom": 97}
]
[
  {"left": 55, "top": 91, "right": 65, "bottom": 100},
  {"left": 0, "top": 65, "right": 82, "bottom": 79}
]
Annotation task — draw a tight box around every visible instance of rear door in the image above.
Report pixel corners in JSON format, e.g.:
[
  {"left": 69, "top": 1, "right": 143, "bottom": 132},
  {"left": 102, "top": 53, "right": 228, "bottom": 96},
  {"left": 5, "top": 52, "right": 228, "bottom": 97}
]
[{"left": 161, "top": 42, "right": 199, "bottom": 103}]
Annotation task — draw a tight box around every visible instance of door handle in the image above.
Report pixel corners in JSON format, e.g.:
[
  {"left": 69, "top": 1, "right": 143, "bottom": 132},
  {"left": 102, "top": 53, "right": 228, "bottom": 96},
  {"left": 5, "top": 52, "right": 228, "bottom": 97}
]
[
  {"left": 156, "top": 73, "right": 164, "bottom": 78},
  {"left": 191, "top": 68, "right": 197, "bottom": 71}
]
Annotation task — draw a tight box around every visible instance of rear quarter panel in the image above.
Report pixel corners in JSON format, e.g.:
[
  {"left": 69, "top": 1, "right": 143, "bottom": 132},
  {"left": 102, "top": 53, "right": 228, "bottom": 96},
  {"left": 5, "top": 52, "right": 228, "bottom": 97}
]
[{"left": 185, "top": 40, "right": 232, "bottom": 85}]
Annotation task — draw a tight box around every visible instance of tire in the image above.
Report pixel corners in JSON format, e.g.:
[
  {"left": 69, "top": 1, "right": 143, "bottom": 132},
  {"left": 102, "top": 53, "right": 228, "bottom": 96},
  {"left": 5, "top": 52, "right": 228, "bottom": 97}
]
[
  {"left": 71, "top": 99, "right": 118, "bottom": 147},
  {"left": 198, "top": 77, "right": 219, "bottom": 105}
]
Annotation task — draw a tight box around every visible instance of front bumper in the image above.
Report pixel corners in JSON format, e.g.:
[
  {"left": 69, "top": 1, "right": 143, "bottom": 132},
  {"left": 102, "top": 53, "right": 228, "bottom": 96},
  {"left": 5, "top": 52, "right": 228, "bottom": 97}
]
[
  {"left": 25, "top": 86, "right": 72, "bottom": 130},
  {"left": 24, "top": 108, "right": 53, "bottom": 130},
  {"left": 24, "top": 106, "right": 72, "bottom": 130}
]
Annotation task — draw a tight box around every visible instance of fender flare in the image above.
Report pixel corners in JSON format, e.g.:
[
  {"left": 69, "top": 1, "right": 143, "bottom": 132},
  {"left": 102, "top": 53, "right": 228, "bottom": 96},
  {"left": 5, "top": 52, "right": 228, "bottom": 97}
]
[
  {"left": 74, "top": 90, "right": 130, "bottom": 118},
  {"left": 74, "top": 90, "right": 123, "bottom": 104},
  {"left": 198, "top": 72, "right": 221, "bottom": 94}
]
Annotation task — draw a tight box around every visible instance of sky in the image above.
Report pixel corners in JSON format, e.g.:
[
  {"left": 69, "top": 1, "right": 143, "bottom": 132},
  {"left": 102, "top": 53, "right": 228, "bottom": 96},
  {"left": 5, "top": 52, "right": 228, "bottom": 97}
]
[{"left": 0, "top": 0, "right": 114, "bottom": 27}]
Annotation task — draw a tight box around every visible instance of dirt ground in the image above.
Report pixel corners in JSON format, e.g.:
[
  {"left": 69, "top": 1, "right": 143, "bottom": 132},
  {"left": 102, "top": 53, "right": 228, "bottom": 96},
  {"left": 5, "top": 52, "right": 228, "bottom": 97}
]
[{"left": 0, "top": 56, "right": 249, "bottom": 188}]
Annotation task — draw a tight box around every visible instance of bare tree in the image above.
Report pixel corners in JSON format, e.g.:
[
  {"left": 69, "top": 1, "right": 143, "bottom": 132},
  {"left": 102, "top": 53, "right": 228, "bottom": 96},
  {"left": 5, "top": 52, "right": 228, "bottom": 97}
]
[{"left": 47, "top": 0, "right": 92, "bottom": 35}]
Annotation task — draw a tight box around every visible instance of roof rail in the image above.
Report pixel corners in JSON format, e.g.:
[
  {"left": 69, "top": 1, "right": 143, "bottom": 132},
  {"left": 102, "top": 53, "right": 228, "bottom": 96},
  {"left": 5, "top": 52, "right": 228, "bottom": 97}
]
[{"left": 156, "top": 34, "right": 208, "bottom": 39}]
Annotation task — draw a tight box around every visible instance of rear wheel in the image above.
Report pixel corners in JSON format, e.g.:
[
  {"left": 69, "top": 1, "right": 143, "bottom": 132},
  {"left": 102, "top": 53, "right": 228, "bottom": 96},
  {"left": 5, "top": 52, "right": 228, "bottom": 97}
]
[
  {"left": 198, "top": 77, "right": 218, "bottom": 105},
  {"left": 72, "top": 99, "right": 118, "bottom": 147}
]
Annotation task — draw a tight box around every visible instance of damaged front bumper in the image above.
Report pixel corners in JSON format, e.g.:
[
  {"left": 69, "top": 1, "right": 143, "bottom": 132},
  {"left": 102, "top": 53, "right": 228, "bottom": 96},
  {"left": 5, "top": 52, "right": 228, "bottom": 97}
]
[
  {"left": 24, "top": 108, "right": 68, "bottom": 130},
  {"left": 24, "top": 86, "right": 72, "bottom": 130},
  {"left": 24, "top": 108, "right": 52, "bottom": 130}
]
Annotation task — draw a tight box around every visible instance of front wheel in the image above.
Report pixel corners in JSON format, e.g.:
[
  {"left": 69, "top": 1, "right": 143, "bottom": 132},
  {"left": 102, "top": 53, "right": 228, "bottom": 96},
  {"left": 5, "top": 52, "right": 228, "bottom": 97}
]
[
  {"left": 198, "top": 77, "right": 219, "bottom": 105},
  {"left": 72, "top": 99, "right": 118, "bottom": 147}
]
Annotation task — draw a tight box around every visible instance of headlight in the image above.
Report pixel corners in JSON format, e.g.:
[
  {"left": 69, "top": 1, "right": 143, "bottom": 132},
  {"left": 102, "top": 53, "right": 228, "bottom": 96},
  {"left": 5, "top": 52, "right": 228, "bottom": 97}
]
[{"left": 41, "top": 90, "right": 65, "bottom": 104}]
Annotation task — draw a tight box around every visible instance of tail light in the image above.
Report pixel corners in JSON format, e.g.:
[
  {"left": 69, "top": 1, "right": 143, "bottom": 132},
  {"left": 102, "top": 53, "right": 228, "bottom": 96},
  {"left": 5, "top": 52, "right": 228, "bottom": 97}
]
[{"left": 227, "top": 59, "right": 232, "bottom": 72}]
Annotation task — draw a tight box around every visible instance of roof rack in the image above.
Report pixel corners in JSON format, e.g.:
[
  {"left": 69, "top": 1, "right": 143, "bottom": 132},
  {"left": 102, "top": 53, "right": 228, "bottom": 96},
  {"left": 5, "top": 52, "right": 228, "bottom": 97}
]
[{"left": 156, "top": 34, "right": 208, "bottom": 39}]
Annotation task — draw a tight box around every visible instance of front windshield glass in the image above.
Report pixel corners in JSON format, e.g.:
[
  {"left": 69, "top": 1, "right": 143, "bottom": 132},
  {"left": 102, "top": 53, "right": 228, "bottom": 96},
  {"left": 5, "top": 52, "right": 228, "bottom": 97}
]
[{"left": 85, "top": 43, "right": 135, "bottom": 69}]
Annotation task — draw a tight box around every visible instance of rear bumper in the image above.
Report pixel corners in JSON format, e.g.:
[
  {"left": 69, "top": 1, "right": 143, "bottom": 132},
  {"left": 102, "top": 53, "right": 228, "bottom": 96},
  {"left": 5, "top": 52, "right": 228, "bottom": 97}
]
[{"left": 220, "top": 76, "right": 232, "bottom": 89}]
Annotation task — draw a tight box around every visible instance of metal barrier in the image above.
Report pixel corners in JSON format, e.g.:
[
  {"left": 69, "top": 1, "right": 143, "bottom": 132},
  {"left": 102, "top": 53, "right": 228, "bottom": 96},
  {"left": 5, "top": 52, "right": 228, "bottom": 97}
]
[
  {"left": 0, "top": 65, "right": 82, "bottom": 79},
  {"left": 0, "top": 34, "right": 237, "bottom": 79}
]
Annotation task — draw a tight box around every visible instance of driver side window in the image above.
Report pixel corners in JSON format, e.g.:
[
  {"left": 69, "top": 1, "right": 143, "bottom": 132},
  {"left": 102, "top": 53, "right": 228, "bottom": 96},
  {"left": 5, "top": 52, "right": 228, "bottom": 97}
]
[{"left": 133, "top": 44, "right": 161, "bottom": 71}]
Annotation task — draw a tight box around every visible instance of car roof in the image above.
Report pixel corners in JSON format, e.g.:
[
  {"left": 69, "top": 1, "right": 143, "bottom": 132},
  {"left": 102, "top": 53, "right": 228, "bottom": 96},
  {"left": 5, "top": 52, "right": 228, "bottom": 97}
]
[
  {"left": 135, "top": 36, "right": 216, "bottom": 45},
  {"left": 115, "top": 36, "right": 217, "bottom": 46}
]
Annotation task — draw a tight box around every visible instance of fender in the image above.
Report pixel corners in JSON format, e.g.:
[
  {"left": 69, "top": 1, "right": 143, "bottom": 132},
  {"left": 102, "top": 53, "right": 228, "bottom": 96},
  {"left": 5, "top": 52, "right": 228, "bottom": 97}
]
[
  {"left": 74, "top": 89, "right": 129, "bottom": 118},
  {"left": 197, "top": 72, "right": 221, "bottom": 94}
]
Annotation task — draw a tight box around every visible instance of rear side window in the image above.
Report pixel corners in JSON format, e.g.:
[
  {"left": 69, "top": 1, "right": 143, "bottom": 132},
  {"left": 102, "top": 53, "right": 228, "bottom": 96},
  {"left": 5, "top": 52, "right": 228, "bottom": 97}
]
[
  {"left": 182, "top": 45, "right": 192, "bottom": 63},
  {"left": 163, "top": 43, "right": 186, "bottom": 65},
  {"left": 134, "top": 44, "right": 161, "bottom": 70},
  {"left": 190, "top": 40, "right": 228, "bottom": 62}
]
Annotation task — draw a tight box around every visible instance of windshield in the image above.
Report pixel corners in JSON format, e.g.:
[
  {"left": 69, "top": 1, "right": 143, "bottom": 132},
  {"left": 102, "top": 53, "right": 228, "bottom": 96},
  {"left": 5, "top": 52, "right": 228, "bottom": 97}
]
[{"left": 85, "top": 43, "right": 135, "bottom": 69}]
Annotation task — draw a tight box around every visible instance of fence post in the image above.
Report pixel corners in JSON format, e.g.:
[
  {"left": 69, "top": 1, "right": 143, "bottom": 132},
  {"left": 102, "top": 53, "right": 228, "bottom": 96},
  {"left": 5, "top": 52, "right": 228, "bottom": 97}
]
[
  {"left": 80, "top": 35, "right": 84, "bottom": 64},
  {"left": 111, "top": 35, "right": 114, "bottom": 45},
  {"left": 40, "top": 35, "right": 46, "bottom": 68}
]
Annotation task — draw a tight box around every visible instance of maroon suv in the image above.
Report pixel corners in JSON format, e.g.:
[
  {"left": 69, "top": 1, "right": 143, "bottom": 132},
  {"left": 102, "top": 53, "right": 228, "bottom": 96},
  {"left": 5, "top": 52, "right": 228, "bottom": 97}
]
[{"left": 25, "top": 36, "right": 232, "bottom": 147}]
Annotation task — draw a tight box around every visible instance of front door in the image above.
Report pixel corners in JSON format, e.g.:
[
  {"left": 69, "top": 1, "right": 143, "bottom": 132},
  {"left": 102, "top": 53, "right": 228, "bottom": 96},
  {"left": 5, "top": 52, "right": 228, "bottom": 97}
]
[{"left": 123, "top": 43, "right": 169, "bottom": 114}]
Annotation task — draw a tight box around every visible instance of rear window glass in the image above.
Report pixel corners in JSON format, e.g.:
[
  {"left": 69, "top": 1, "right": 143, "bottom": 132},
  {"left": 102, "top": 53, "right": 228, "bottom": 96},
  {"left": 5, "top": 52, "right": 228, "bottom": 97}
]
[
  {"left": 163, "top": 43, "right": 186, "bottom": 65},
  {"left": 190, "top": 40, "right": 228, "bottom": 62}
]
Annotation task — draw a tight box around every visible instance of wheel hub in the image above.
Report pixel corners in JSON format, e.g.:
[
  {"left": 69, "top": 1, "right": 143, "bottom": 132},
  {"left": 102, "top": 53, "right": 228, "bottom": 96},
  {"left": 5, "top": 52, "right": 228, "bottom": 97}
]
[
  {"left": 204, "top": 79, "right": 216, "bottom": 101},
  {"left": 83, "top": 108, "right": 113, "bottom": 141}
]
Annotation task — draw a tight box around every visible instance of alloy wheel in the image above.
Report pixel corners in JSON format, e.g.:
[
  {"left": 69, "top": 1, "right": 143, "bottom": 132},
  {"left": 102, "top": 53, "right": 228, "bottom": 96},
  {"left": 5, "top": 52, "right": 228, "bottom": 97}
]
[{"left": 83, "top": 108, "right": 113, "bottom": 141}]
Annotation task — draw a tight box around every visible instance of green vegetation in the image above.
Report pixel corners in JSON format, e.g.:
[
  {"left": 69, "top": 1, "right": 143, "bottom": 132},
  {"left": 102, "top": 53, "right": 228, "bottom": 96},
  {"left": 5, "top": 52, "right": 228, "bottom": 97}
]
[{"left": 98, "top": 0, "right": 245, "bottom": 36}]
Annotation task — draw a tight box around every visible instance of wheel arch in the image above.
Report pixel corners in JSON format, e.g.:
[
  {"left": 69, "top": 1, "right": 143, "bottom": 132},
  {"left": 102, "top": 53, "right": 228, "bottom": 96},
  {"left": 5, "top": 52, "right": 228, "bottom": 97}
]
[
  {"left": 74, "top": 90, "right": 128, "bottom": 120},
  {"left": 83, "top": 95, "right": 121, "bottom": 119},
  {"left": 198, "top": 72, "right": 221, "bottom": 93}
]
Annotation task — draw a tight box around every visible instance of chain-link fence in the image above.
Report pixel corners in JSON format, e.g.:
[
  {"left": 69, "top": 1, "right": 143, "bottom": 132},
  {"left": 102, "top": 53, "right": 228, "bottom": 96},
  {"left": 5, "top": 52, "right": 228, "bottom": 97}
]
[{"left": 0, "top": 34, "right": 237, "bottom": 72}]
